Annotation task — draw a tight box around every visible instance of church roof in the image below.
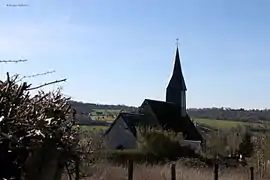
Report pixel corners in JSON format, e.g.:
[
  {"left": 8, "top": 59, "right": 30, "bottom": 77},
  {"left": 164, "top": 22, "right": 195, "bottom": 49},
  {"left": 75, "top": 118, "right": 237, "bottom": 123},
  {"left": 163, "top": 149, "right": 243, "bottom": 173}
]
[
  {"left": 104, "top": 113, "right": 145, "bottom": 137},
  {"left": 104, "top": 100, "right": 203, "bottom": 142},
  {"left": 167, "top": 47, "right": 187, "bottom": 91},
  {"left": 142, "top": 99, "right": 203, "bottom": 141}
]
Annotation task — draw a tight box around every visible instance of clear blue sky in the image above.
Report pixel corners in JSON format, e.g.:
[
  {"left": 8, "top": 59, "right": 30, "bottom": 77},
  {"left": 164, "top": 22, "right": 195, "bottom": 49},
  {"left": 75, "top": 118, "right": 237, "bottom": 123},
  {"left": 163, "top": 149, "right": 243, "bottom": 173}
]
[{"left": 0, "top": 0, "right": 270, "bottom": 109}]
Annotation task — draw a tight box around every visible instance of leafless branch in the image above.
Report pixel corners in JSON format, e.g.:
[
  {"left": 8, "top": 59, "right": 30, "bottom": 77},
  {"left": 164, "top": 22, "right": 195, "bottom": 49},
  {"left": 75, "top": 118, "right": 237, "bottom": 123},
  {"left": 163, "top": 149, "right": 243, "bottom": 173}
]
[
  {"left": 27, "top": 79, "right": 67, "bottom": 90},
  {"left": 16, "top": 70, "right": 56, "bottom": 82},
  {"left": 0, "top": 73, "right": 79, "bottom": 179}
]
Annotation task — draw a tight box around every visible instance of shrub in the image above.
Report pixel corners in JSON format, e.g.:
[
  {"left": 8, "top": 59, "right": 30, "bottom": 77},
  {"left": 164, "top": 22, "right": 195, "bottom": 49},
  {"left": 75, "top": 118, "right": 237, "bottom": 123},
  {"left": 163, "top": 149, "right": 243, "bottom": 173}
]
[
  {"left": 0, "top": 73, "right": 79, "bottom": 180},
  {"left": 136, "top": 127, "right": 198, "bottom": 160},
  {"left": 239, "top": 131, "right": 253, "bottom": 157},
  {"left": 104, "top": 149, "right": 161, "bottom": 164}
]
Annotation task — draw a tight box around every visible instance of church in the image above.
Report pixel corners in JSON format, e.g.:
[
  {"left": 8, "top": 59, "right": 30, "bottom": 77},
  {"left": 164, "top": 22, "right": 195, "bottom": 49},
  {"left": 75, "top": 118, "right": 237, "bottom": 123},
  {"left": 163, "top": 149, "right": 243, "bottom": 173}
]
[{"left": 104, "top": 45, "right": 203, "bottom": 150}]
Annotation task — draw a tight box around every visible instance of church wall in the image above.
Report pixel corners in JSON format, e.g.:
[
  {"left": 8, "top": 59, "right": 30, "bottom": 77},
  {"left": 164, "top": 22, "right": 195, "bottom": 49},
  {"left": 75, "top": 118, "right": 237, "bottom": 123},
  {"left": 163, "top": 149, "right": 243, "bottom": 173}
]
[
  {"left": 180, "top": 91, "right": 186, "bottom": 116},
  {"left": 104, "top": 117, "right": 137, "bottom": 149}
]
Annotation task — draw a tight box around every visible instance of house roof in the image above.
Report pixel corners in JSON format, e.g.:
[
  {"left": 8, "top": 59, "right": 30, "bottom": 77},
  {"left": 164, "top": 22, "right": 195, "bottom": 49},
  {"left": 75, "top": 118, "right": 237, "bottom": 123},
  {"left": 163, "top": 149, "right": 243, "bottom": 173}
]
[
  {"left": 142, "top": 99, "right": 203, "bottom": 141},
  {"left": 167, "top": 47, "right": 187, "bottom": 91},
  {"left": 104, "top": 113, "right": 145, "bottom": 137}
]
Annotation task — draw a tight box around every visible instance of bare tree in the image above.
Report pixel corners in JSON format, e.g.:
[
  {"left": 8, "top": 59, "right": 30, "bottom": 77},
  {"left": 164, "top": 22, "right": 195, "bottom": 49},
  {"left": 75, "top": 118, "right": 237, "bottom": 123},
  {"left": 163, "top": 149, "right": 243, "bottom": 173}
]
[{"left": 0, "top": 72, "right": 80, "bottom": 180}]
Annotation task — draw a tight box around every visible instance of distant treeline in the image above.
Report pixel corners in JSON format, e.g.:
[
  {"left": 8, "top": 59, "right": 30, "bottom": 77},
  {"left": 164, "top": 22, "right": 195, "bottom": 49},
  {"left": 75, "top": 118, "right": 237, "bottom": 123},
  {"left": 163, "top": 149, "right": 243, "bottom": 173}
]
[
  {"left": 69, "top": 100, "right": 137, "bottom": 113},
  {"left": 70, "top": 101, "right": 270, "bottom": 122},
  {"left": 188, "top": 108, "right": 270, "bottom": 122}
]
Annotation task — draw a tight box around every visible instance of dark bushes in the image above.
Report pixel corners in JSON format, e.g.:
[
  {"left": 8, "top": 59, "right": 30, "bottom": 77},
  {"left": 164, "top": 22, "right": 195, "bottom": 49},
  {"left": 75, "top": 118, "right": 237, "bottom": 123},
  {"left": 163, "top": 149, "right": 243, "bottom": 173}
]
[
  {"left": 102, "top": 128, "right": 199, "bottom": 164},
  {"left": 137, "top": 128, "right": 198, "bottom": 160},
  {"left": 0, "top": 73, "right": 79, "bottom": 180}
]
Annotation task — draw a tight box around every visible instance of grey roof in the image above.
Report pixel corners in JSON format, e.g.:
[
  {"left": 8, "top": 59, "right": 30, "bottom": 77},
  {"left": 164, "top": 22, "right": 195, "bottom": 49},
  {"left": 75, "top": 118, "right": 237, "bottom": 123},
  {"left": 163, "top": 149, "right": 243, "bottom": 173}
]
[
  {"left": 141, "top": 99, "right": 203, "bottom": 141},
  {"left": 104, "top": 113, "right": 145, "bottom": 137},
  {"left": 105, "top": 100, "right": 203, "bottom": 142}
]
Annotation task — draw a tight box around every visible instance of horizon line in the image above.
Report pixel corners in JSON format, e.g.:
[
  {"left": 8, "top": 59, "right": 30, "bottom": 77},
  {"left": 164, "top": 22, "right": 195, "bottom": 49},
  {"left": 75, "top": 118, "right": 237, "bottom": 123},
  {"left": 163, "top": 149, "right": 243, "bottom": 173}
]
[{"left": 71, "top": 99, "right": 270, "bottom": 111}]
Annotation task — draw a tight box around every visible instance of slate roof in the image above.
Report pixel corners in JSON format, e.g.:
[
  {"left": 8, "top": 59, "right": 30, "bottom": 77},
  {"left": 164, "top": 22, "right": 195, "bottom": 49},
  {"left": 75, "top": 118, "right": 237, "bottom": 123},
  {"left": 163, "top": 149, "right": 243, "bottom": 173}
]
[
  {"left": 105, "top": 100, "right": 203, "bottom": 142},
  {"left": 104, "top": 113, "right": 145, "bottom": 137},
  {"left": 142, "top": 99, "right": 203, "bottom": 141}
]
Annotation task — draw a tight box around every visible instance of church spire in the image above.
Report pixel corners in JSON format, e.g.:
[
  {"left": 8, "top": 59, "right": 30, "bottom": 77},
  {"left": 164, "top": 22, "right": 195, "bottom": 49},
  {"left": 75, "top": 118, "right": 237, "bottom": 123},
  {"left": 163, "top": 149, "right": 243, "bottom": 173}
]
[
  {"left": 166, "top": 41, "right": 187, "bottom": 115},
  {"left": 169, "top": 43, "right": 187, "bottom": 91}
]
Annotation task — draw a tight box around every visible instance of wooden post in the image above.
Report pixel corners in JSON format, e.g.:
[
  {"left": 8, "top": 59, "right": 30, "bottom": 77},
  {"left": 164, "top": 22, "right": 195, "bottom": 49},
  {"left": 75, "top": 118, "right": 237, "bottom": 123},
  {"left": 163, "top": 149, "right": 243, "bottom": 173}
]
[
  {"left": 75, "top": 157, "right": 79, "bottom": 180},
  {"left": 250, "top": 167, "right": 254, "bottom": 180},
  {"left": 128, "top": 159, "right": 133, "bottom": 180},
  {"left": 214, "top": 163, "right": 219, "bottom": 180},
  {"left": 171, "top": 163, "right": 176, "bottom": 180}
]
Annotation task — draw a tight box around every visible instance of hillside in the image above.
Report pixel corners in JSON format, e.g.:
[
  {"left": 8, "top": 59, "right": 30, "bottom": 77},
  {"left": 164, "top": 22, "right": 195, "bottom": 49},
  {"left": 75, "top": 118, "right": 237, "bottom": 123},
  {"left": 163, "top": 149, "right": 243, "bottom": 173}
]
[
  {"left": 70, "top": 100, "right": 270, "bottom": 123},
  {"left": 69, "top": 100, "right": 137, "bottom": 113},
  {"left": 71, "top": 100, "right": 270, "bottom": 133}
]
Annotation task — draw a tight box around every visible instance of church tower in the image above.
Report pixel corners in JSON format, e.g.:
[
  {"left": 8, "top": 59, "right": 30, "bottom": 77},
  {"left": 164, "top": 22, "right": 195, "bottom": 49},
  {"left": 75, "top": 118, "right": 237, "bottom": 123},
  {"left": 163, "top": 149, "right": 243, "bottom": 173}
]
[{"left": 166, "top": 46, "right": 187, "bottom": 116}]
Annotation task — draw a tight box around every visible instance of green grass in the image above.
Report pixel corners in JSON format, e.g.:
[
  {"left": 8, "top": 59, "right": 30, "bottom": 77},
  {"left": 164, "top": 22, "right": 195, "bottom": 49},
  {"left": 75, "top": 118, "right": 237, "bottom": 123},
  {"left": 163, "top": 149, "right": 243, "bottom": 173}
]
[
  {"left": 91, "top": 115, "right": 115, "bottom": 122},
  {"left": 92, "top": 109, "right": 121, "bottom": 113},
  {"left": 78, "top": 125, "right": 108, "bottom": 131},
  {"left": 194, "top": 118, "right": 244, "bottom": 128}
]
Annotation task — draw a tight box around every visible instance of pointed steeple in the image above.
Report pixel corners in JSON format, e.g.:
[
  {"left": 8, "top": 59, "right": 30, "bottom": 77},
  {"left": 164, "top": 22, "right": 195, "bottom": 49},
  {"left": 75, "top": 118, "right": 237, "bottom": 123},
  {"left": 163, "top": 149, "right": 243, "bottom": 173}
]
[
  {"left": 166, "top": 43, "right": 187, "bottom": 115},
  {"left": 168, "top": 46, "right": 187, "bottom": 91}
]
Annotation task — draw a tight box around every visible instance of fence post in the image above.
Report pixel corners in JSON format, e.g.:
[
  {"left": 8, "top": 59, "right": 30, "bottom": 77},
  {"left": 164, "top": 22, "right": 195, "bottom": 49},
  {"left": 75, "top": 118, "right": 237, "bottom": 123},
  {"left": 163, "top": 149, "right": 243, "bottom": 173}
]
[
  {"left": 214, "top": 163, "right": 219, "bottom": 180},
  {"left": 75, "top": 157, "right": 80, "bottom": 180},
  {"left": 250, "top": 167, "right": 254, "bottom": 180},
  {"left": 171, "top": 163, "right": 176, "bottom": 180},
  {"left": 128, "top": 159, "right": 133, "bottom": 180}
]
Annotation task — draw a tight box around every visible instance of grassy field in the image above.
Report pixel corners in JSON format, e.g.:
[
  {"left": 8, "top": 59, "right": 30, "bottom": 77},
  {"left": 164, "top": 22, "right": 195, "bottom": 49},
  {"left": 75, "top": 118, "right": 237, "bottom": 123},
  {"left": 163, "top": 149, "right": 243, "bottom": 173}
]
[
  {"left": 92, "top": 109, "right": 121, "bottom": 113},
  {"left": 78, "top": 119, "right": 244, "bottom": 133},
  {"left": 89, "top": 108, "right": 261, "bottom": 129},
  {"left": 91, "top": 109, "right": 121, "bottom": 116},
  {"left": 90, "top": 116, "right": 245, "bottom": 128},
  {"left": 91, "top": 115, "right": 115, "bottom": 121},
  {"left": 79, "top": 125, "right": 108, "bottom": 131},
  {"left": 90, "top": 109, "right": 119, "bottom": 121},
  {"left": 194, "top": 118, "right": 244, "bottom": 128}
]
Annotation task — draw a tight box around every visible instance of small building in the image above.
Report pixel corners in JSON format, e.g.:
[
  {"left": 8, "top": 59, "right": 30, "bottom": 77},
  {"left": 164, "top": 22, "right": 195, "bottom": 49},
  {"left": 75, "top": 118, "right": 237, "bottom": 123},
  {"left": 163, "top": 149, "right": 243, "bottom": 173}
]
[{"left": 104, "top": 45, "right": 203, "bottom": 150}]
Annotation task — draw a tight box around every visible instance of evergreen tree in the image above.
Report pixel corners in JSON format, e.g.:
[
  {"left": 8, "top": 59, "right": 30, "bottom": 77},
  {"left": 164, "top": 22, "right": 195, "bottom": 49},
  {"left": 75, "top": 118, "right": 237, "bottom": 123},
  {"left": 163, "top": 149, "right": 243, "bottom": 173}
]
[{"left": 239, "top": 132, "right": 254, "bottom": 157}]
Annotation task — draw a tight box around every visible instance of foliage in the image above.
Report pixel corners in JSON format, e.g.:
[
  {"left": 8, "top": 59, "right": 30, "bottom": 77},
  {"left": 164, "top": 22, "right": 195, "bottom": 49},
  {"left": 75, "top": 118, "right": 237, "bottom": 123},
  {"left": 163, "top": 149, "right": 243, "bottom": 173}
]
[
  {"left": 247, "top": 127, "right": 270, "bottom": 178},
  {"left": 205, "top": 130, "right": 228, "bottom": 157},
  {"left": 239, "top": 131, "right": 254, "bottom": 157},
  {"left": 137, "top": 127, "right": 197, "bottom": 160},
  {"left": 205, "top": 126, "right": 246, "bottom": 158},
  {"left": 0, "top": 73, "right": 79, "bottom": 179},
  {"left": 77, "top": 129, "right": 105, "bottom": 178},
  {"left": 104, "top": 149, "right": 161, "bottom": 164},
  {"left": 69, "top": 101, "right": 137, "bottom": 114},
  {"left": 195, "top": 118, "right": 244, "bottom": 128},
  {"left": 225, "top": 126, "right": 245, "bottom": 155}
]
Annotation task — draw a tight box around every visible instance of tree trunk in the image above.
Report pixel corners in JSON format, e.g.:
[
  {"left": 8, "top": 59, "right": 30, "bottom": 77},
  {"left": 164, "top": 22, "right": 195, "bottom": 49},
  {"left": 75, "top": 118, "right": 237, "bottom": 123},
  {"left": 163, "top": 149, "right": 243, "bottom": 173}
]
[{"left": 24, "top": 142, "right": 65, "bottom": 180}]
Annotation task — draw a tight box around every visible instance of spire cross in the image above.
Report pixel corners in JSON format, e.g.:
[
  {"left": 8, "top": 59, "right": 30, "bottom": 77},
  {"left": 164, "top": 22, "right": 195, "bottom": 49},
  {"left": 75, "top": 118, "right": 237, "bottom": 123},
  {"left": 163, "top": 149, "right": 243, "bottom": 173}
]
[{"left": 176, "top": 38, "right": 180, "bottom": 47}]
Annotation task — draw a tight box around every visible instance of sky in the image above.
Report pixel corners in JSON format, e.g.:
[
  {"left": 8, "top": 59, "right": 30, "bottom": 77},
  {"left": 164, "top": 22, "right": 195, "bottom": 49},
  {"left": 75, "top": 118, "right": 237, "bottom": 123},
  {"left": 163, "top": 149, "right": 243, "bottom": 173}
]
[{"left": 0, "top": 0, "right": 270, "bottom": 109}]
